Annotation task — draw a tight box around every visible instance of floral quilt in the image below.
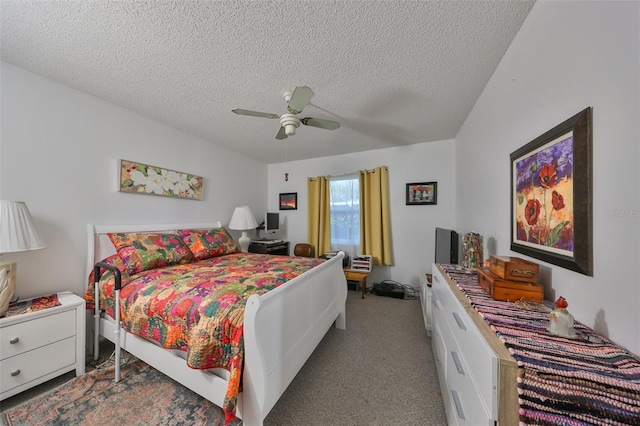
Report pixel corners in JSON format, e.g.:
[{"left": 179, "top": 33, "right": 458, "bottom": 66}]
[{"left": 85, "top": 252, "right": 324, "bottom": 423}]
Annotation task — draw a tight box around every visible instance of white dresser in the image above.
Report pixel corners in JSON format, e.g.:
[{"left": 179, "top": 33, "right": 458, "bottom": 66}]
[
  {"left": 0, "top": 291, "right": 85, "bottom": 401},
  {"left": 419, "top": 269, "right": 432, "bottom": 334},
  {"left": 431, "top": 264, "right": 518, "bottom": 425}
]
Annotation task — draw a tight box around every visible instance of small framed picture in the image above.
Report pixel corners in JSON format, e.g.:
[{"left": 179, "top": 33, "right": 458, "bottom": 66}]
[
  {"left": 406, "top": 182, "right": 437, "bottom": 205},
  {"left": 279, "top": 192, "right": 298, "bottom": 210}
]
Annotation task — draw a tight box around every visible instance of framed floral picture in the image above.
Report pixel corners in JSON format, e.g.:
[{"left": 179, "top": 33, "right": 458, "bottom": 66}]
[
  {"left": 510, "top": 107, "right": 592, "bottom": 276},
  {"left": 119, "top": 159, "right": 203, "bottom": 200}
]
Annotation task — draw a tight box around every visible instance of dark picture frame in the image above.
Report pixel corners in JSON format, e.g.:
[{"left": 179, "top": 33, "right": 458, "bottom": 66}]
[
  {"left": 510, "top": 107, "right": 593, "bottom": 276},
  {"left": 406, "top": 182, "right": 437, "bottom": 205},
  {"left": 279, "top": 192, "right": 298, "bottom": 210}
]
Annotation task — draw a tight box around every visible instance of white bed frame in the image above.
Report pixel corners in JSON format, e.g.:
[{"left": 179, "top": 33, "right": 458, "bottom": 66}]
[{"left": 86, "top": 222, "right": 347, "bottom": 426}]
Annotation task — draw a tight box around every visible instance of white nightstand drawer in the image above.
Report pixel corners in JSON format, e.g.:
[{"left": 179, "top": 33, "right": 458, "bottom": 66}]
[
  {"left": 0, "top": 309, "right": 76, "bottom": 360},
  {"left": 0, "top": 337, "right": 76, "bottom": 394}
]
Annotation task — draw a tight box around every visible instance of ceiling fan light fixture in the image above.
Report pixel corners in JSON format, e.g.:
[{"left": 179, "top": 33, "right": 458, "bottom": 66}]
[{"left": 280, "top": 114, "right": 301, "bottom": 136}]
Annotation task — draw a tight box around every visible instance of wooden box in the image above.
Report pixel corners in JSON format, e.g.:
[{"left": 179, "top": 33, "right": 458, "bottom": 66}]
[
  {"left": 489, "top": 255, "right": 539, "bottom": 284},
  {"left": 477, "top": 268, "right": 544, "bottom": 303}
]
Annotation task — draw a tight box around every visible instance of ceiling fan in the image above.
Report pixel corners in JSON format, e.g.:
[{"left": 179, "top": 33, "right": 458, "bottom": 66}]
[{"left": 232, "top": 86, "right": 340, "bottom": 140}]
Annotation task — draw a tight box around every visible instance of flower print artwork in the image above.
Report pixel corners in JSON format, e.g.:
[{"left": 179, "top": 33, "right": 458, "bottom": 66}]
[
  {"left": 513, "top": 132, "right": 574, "bottom": 257},
  {"left": 510, "top": 107, "right": 592, "bottom": 276},
  {"left": 119, "top": 160, "right": 203, "bottom": 200}
]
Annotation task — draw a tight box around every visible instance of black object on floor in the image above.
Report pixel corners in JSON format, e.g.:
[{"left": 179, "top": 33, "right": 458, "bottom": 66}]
[{"left": 373, "top": 282, "right": 406, "bottom": 299}]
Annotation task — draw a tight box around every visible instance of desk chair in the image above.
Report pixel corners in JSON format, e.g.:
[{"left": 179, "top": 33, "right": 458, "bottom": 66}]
[{"left": 293, "top": 243, "right": 314, "bottom": 257}]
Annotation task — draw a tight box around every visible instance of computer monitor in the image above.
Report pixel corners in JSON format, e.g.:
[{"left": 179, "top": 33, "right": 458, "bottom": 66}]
[
  {"left": 435, "top": 227, "right": 459, "bottom": 264},
  {"left": 265, "top": 212, "right": 279, "bottom": 234}
]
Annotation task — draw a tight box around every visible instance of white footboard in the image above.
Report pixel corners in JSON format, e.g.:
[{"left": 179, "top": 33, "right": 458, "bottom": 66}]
[{"left": 242, "top": 252, "right": 347, "bottom": 425}]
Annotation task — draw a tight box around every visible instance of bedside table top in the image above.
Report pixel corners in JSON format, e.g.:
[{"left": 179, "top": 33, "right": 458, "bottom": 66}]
[{"left": 0, "top": 292, "right": 84, "bottom": 326}]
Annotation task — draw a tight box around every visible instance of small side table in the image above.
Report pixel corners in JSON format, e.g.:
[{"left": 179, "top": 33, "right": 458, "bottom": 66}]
[
  {"left": 0, "top": 291, "right": 85, "bottom": 401},
  {"left": 344, "top": 268, "right": 370, "bottom": 299}
]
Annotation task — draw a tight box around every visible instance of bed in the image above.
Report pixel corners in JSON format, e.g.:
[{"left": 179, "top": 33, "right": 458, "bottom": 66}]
[{"left": 85, "top": 222, "right": 347, "bottom": 425}]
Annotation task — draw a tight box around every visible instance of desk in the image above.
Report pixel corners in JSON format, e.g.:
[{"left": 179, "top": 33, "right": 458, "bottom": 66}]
[
  {"left": 248, "top": 241, "right": 289, "bottom": 255},
  {"left": 343, "top": 268, "right": 369, "bottom": 299}
]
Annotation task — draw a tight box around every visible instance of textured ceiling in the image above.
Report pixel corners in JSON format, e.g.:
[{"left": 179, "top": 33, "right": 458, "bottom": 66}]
[{"left": 1, "top": 1, "right": 535, "bottom": 164}]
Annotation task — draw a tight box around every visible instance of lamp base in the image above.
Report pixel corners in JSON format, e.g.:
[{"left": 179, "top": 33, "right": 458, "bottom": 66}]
[
  {"left": 238, "top": 231, "right": 251, "bottom": 253},
  {"left": 0, "top": 261, "right": 17, "bottom": 316}
]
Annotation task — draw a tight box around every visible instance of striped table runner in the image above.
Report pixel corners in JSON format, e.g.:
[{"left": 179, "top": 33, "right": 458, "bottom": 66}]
[{"left": 439, "top": 264, "right": 640, "bottom": 425}]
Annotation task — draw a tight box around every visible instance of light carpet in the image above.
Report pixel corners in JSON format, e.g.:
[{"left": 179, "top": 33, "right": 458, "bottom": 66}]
[{"left": 1, "top": 290, "right": 446, "bottom": 425}]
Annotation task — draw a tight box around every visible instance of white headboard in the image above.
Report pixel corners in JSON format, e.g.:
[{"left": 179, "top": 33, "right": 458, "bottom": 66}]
[{"left": 86, "top": 222, "right": 222, "bottom": 276}]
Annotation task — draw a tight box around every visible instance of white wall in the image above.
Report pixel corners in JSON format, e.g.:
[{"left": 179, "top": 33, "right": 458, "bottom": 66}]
[
  {"left": 267, "top": 140, "right": 456, "bottom": 289},
  {"left": 0, "top": 62, "right": 268, "bottom": 299},
  {"left": 456, "top": 1, "right": 639, "bottom": 354}
]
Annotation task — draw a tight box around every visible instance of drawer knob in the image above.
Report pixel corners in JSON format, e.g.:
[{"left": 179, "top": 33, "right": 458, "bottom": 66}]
[
  {"left": 451, "top": 389, "right": 466, "bottom": 420},
  {"left": 451, "top": 351, "right": 465, "bottom": 375},
  {"left": 9, "top": 337, "right": 20, "bottom": 344},
  {"left": 434, "top": 299, "right": 443, "bottom": 311},
  {"left": 10, "top": 369, "right": 21, "bottom": 377},
  {"left": 452, "top": 312, "right": 467, "bottom": 331}
]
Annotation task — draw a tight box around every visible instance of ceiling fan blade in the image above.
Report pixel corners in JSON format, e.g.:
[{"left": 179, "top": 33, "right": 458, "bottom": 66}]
[
  {"left": 301, "top": 117, "right": 341, "bottom": 131},
  {"left": 275, "top": 126, "right": 288, "bottom": 140},
  {"left": 231, "top": 108, "right": 280, "bottom": 119},
  {"left": 287, "top": 86, "right": 314, "bottom": 114}
]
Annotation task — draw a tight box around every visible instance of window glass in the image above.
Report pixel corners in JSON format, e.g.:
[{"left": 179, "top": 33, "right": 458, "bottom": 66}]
[{"left": 329, "top": 174, "right": 360, "bottom": 256}]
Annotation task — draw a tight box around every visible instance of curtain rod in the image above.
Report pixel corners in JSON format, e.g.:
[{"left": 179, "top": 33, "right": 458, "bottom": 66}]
[{"left": 308, "top": 166, "right": 387, "bottom": 180}]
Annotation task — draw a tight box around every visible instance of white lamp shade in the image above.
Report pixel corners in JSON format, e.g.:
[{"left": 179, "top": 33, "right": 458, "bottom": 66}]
[
  {"left": 0, "top": 201, "right": 46, "bottom": 253},
  {"left": 228, "top": 206, "right": 258, "bottom": 231}
]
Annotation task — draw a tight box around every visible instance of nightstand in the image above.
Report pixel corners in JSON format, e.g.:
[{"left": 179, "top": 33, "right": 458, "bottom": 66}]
[{"left": 0, "top": 291, "right": 85, "bottom": 401}]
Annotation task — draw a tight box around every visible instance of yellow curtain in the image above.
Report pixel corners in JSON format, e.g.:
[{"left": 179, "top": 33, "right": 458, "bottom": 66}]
[
  {"left": 307, "top": 176, "right": 331, "bottom": 257},
  {"left": 360, "top": 166, "right": 393, "bottom": 265}
]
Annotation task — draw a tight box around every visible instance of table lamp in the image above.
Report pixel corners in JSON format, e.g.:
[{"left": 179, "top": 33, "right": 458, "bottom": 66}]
[
  {"left": 228, "top": 206, "right": 258, "bottom": 253},
  {"left": 0, "top": 201, "right": 46, "bottom": 315}
]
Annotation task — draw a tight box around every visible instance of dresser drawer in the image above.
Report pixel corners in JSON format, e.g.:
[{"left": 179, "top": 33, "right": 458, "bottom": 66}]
[
  {"left": 445, "top": 352, "right": 493, "bottom": 426},
  {"left": 442, "top": 298, "right": 497, "bottom": 416},
  {"left": 0, "top": 309, "right": 76, "bottom": 360},
  {"left": 431, "top": 320, "right": 454, "bottom": 422},
  {"left": 433, "top": 275, "right": 463, "bottom": 315},
  {"left": 431, "top": 304, "right": 449, "bottom": 377},
  {"left": 0, "top": 337, "right": 76, "bottom": 394},
  {"left": 433, "top": 298, "right": 491, "bottom": 425}
]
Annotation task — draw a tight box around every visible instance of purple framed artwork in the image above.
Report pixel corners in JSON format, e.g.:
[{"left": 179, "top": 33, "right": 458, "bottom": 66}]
[{"left": 510, "top": 107, "right": 592, "bottom": 276}]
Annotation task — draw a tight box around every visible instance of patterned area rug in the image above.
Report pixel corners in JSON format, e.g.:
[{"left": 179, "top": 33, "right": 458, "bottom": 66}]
[{"left": 1, "top": 356, "right": 241, "bottom": 426}]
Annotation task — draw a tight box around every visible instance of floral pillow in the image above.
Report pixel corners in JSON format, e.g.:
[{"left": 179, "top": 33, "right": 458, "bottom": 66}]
[
  {"left": 108, "top": 232, "right": 194, "bottom": 275},
  {"left": 177, "top": 227, "right": 237, "bottom": 261}
]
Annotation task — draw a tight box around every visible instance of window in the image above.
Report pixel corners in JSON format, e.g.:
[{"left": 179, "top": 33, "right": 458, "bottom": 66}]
[{"left": 329, "top": 174, "right": 360, "bottom": 255}]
